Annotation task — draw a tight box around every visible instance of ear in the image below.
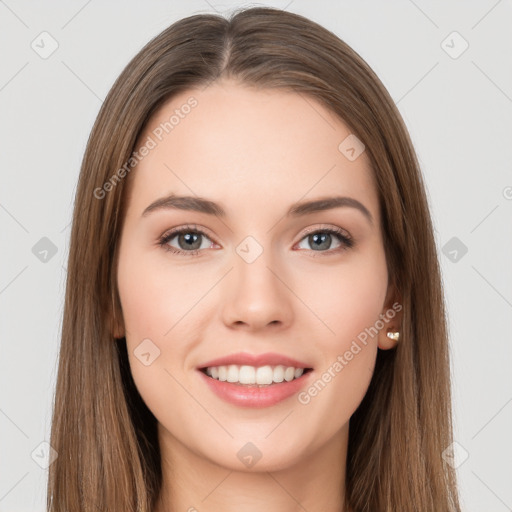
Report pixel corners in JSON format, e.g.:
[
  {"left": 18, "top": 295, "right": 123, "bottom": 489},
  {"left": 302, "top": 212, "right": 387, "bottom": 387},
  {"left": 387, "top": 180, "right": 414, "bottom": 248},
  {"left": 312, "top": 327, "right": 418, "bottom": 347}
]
[{"left": 377, "top": 281, "right": 403, "bottom": 350}]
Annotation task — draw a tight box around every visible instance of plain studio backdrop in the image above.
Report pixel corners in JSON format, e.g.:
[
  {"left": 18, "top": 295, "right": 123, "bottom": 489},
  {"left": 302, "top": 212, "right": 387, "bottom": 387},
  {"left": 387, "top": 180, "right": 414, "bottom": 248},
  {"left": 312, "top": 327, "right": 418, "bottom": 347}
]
[{"left": 0, "top": 1, "right": 511, "bottom": 510}]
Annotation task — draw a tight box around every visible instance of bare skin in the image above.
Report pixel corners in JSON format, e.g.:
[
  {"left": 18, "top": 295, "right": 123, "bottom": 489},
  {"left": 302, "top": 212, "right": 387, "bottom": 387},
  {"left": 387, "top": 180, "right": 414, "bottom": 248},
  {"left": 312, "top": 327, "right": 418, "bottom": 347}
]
[{"left": 115, "top": 79, "right": 402, "bottom": 512}]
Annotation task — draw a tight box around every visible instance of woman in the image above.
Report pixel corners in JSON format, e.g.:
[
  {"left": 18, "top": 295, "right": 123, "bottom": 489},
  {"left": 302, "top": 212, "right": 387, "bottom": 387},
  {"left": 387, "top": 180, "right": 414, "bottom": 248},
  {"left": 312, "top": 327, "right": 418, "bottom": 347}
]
[{"left": 47, "top": 6, "right": 461, "bottom": 511}]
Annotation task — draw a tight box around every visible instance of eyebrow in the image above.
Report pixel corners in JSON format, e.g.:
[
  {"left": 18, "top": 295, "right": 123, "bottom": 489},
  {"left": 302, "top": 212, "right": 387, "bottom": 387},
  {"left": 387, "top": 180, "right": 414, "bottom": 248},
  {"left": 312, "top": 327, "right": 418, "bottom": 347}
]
[{"left": 141, "top": 194, "right": 373, "bottom": 225}]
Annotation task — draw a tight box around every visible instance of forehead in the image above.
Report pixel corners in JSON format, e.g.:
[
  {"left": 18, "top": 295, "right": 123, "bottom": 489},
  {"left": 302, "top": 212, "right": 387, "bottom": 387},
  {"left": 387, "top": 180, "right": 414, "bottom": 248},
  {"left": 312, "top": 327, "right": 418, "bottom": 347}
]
[{"left": 126, "top": 79, "right": 379, "bottom": 222}]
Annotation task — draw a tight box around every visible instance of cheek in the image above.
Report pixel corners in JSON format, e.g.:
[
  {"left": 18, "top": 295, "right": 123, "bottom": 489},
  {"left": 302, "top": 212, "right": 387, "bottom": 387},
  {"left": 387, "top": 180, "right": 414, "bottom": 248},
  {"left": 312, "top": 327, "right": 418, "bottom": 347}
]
[
  {"left": 116, "top": 247, "right": 195, "bottom": 417},
  {"left": 299, "top": 250, "right": 388, "bottom": 350},
  {"left": 294, "top": 249, "right": 387, "bottom": 405},
  {"left": 116, "top": 240, "right": 212, "bottom": 377},
  {"left": 329, "top": 280, "right": 385, "bottom": 345},
  {"left": 117, "top": 245, "right": 195, "bottom": 341}
]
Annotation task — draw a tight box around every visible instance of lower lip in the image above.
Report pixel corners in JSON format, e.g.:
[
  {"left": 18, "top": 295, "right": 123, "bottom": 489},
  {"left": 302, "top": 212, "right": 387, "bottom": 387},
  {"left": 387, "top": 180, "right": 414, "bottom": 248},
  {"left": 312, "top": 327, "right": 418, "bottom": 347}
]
[{"left": 198, "top": 370, "right": 313, "bottom": 408}]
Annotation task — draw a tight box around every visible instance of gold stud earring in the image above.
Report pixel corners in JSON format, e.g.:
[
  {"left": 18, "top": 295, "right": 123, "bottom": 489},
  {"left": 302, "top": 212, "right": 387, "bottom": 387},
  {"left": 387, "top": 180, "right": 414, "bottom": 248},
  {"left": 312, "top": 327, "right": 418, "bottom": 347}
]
[{"left": 386, "top": 330, "right": 400, "bottom": 341}]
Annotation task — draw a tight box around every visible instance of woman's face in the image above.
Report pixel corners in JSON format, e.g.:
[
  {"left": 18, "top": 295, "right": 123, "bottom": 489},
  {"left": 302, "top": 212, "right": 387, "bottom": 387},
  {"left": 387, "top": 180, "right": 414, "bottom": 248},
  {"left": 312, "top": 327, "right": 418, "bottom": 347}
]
[{"left": 116, "top": 79, "right": 400, "bottom": 472}]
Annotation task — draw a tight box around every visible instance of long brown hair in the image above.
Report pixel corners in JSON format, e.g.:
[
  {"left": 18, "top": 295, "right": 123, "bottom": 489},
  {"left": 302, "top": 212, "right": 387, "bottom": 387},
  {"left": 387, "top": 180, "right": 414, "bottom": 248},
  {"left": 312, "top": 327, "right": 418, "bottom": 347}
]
[{"left": 47, "top": 7, "right": 461, "bottom": 511}]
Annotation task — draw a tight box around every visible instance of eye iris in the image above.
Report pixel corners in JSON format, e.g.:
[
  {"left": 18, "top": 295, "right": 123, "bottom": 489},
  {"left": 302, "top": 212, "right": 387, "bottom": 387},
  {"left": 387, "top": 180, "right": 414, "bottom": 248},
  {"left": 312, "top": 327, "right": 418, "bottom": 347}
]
[
  {"left": 179, "top": 232, "right": 201, "bottom": 250},
  {"left": 310, "top": 232, "right": 331, "bottom": 251},
  {"left": 168, "top": 229, "right": 344, "bottom": 253}
]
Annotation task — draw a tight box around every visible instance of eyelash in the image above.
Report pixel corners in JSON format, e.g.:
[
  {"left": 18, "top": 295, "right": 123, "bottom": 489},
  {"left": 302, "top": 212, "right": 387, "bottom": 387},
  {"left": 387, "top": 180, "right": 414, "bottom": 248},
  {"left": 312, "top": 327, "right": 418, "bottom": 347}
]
[{"left": 157, "top": 224, "right": 354, "bottom": 257}]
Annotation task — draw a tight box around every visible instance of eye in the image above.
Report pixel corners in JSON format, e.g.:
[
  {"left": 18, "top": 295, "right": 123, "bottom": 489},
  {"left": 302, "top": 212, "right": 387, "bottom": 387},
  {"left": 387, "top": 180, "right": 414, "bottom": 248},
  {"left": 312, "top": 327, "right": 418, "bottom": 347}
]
[
  {"left": 158, "top": 225, "right": 354, "bottom": 257},
  {"left": 295, "top": 226, "right": 354, "bottom": 255},
  {"left": 158, "top": 225, "right": 216, "bottom": 256}
]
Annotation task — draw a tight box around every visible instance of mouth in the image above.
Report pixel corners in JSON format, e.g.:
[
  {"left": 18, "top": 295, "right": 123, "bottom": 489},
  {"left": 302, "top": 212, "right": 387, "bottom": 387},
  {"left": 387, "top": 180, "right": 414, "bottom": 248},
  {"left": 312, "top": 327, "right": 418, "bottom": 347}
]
[
  {"left": 199, "top": 365, "right": 314, "bottom": 387},
  {"left": 196, "top": 352, "right": 315, "bottom": 407}
]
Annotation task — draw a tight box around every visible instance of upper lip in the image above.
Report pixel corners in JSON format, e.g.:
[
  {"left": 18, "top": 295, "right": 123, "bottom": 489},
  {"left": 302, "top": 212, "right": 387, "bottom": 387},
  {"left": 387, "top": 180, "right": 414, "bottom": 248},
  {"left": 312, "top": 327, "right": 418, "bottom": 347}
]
[{"left": 198, "top": 352, "right": 313, "bottom": 370}]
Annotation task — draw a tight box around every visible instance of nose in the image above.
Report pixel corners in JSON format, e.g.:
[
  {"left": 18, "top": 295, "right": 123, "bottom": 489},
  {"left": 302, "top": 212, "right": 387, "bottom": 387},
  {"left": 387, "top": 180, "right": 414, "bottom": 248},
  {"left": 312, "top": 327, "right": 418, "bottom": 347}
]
[{"left": 220, "top": 246, "right": 294, "bottom": 332}]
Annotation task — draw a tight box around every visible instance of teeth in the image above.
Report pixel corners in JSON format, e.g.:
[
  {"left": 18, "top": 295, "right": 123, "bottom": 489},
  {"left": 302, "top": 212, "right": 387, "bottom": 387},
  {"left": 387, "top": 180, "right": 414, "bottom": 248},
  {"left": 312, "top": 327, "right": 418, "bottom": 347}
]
[
  {"left": 204, "top": 365, "right": 306, "bottom": 385},
  {"left": 218, "top": 366, "right": 227, "bottom": 381}
]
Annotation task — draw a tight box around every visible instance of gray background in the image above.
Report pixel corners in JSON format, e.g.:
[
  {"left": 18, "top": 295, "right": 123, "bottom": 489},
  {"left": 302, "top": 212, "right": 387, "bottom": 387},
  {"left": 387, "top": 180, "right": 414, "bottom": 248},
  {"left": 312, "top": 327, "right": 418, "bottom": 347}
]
[{"left": 1, "top": 0, "right": 511, "bottom": 510}]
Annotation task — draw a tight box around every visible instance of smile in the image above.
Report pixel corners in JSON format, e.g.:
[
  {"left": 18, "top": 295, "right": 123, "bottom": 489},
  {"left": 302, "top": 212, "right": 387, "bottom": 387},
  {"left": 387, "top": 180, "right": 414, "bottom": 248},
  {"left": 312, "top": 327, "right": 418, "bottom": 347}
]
[
  {"left": 198, "top": 366, "right": 314, "bottom": 408},
  {"left": 201, "top": 364, "right": 312, "bottom": 386}
]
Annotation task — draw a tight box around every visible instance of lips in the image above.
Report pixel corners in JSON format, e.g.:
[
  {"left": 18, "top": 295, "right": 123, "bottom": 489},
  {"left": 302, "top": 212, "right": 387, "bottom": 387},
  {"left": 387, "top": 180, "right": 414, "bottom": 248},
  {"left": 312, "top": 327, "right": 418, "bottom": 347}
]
[
  {"left": 197, "top": 351, "right": 313, "bottom": 370},
  {"left": 196, "top": 351, "right": 315, "bottom": 407}
]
